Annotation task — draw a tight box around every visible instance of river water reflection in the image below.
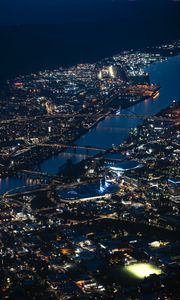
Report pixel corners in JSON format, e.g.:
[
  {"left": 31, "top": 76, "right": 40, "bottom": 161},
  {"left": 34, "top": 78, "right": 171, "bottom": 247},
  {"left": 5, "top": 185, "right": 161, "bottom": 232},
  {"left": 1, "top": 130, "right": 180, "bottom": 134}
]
[{"left": 1, "top": 55, "right": 180, "bottom": 194}]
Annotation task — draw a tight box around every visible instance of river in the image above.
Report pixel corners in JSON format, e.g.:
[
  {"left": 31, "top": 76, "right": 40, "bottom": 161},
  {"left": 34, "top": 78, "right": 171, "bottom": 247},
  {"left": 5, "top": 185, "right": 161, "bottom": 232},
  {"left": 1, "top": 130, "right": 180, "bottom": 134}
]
[{"left": 0, "top": 54, "right": 180, "bottom": 195}]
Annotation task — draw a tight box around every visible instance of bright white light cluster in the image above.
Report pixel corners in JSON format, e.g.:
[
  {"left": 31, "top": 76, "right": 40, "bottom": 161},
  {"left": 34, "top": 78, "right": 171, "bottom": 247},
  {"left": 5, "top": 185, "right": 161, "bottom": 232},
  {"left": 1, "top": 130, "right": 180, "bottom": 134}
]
[{"left": 125, "top": 263, "right": 162, "bottom": 279}]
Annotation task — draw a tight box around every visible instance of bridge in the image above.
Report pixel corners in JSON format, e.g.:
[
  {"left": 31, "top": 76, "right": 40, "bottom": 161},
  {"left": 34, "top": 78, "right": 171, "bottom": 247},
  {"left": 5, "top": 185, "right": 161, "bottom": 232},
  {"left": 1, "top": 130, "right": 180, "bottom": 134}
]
[
  {"left": 37, "top": 143, "right": 107, "bottom": 154},
  {"left": 0, "top": 112, "right": 179, "bottom": 125},
  {"left": 19, "top": 169, "right": 52, "bottom": 178},
  {"left": 3, "top": 184, "right": 49, "bottom": 198},
  {"left": 16, "top": 169, "right": 60, "bottom": 184}
]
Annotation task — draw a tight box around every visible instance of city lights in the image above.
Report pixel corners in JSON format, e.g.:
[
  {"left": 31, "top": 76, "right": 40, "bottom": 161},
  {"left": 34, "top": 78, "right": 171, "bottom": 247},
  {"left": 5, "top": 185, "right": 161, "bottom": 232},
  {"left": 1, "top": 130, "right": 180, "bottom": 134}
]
[{"left": 125, "top": 263, "right": 162, "bottom": 279}]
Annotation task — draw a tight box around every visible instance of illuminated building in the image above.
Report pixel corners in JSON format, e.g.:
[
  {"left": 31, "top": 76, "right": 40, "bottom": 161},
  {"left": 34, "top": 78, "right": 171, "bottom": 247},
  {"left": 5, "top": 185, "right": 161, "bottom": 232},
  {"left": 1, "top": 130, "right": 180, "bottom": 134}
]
[{"left": 168, "top": 178, "right": 180, "bottom": 196}]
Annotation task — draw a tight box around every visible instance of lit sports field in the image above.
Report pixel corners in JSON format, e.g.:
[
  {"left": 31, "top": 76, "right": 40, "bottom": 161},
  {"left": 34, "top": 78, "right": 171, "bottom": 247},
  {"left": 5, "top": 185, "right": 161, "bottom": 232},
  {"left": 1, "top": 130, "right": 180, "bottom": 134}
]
[{"left": 125, "top": 263, "right": 162, "bottom": 279}]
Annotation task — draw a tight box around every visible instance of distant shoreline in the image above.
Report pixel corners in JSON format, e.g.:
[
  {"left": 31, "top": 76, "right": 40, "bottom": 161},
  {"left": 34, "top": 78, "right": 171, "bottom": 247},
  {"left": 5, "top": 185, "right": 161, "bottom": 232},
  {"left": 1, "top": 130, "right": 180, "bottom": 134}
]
[{"left": 0, "top": 21, "right": 179, "bottom": 85}]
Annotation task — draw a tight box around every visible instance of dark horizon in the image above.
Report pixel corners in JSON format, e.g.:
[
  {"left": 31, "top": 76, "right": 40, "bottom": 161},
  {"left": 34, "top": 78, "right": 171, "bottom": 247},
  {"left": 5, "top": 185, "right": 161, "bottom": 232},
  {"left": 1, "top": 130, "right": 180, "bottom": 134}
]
[
  {"left": 0, "top": 0, "right": 179, "bottom": 81},
  {"left": 0, "top": 0, "right": 179, "bottom": 26}
]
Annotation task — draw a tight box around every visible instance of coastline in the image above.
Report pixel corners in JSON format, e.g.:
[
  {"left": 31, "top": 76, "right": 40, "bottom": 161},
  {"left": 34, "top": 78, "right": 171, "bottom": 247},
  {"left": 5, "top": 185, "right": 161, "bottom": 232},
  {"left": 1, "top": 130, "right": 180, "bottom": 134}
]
[{"left": 0, "top": 52, "right": 180, "bottom": 194}]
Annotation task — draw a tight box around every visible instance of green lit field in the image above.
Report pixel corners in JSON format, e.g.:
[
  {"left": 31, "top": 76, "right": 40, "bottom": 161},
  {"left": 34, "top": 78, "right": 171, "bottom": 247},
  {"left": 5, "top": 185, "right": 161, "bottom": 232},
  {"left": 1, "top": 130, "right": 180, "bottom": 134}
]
[
  {"left": 125, "top": 263, "right": 162, "bottom": 279},
  {"left": 98, "top": 262, "right": 163, "bottom": 286}
]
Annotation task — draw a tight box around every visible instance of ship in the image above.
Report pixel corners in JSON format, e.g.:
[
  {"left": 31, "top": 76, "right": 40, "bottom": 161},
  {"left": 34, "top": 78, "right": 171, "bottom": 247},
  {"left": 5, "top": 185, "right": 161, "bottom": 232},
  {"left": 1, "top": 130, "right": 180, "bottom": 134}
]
[
  {"left": 152, "top": 89, "right": 160, "bottom": 99},
  {"left": 116, "top": 107, "right": 121, "bottom": 115}
]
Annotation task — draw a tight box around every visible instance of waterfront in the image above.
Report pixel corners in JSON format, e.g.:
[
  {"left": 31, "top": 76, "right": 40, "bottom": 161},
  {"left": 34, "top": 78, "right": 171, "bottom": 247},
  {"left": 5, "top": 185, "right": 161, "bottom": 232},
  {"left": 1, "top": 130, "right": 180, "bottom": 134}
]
[{"left": 0, "top": 54, "right": 180, "bottom": 195}]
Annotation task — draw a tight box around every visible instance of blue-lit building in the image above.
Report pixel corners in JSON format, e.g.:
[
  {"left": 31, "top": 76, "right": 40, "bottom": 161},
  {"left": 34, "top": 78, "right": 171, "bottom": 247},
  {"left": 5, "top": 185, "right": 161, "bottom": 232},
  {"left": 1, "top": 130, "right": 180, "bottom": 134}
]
[
  {"left": 57, "top": 179, "right": 119, "bottom": 203},
  {"left": 168, "top": 178, "right": 180, "bottom": 196},
  {"left": 105, "top": 159, "right": 142, "bottom": 174}
]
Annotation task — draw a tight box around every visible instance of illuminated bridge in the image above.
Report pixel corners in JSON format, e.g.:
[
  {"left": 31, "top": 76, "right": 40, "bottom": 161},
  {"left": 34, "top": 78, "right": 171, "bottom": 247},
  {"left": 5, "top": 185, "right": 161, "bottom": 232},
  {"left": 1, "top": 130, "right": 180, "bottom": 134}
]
[
  {"left": 37, "top": 143, "right": 107, "bottom": 154},
  {"left": 3, "top": 184, "right": 49, "bottom": 198},
  {"left": 20, "top": 170, "right": 51, "bottom": 177},
  {"left": 1, "top": 113, "right": 179, "bottom": 125},
  {"left": 17, "top": 169, "right": 58, "bottom": 182}
]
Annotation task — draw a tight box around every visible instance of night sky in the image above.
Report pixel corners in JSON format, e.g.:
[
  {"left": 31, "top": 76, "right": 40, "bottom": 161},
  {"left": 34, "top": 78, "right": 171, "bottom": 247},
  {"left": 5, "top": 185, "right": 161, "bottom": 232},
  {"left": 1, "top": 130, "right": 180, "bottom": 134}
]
[
  {"left": 0, "top": 0, "right": 179, "bottom": 80},
  {"left": 0, "top": 0, "right": 179, "bottom": 25}
]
